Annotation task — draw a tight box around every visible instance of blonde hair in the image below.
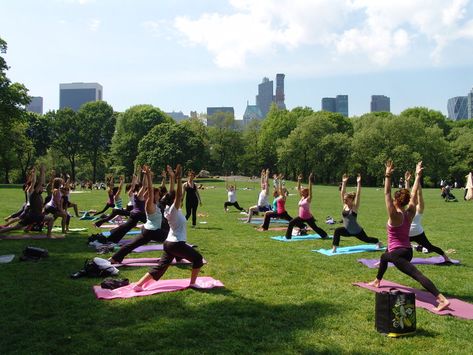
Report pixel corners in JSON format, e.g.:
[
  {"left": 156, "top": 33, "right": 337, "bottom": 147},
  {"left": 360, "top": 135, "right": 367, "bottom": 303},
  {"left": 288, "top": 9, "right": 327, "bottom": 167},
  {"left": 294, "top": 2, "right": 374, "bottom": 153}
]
[{"left": 344, "top": 192, "right": 356, "bottom": 200}]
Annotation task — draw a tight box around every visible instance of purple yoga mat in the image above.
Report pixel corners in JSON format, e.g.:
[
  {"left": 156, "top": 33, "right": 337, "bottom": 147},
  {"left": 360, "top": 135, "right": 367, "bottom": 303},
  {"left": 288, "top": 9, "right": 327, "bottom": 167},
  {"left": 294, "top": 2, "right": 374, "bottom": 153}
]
[
  {"left": 132, "top": 244, "right": 163, "bottom": 253},
  {"left": 116, "top": 257, "right": 207, "bottom": 267},
  {"left": 358, "top": 256, "right": 460, "bottom": 269},
  {"left": 353, "top": 280, "right": 473, "bottom": 320},
  {"left": 94, "top": 276, "right": 224, "bottom": 300}
]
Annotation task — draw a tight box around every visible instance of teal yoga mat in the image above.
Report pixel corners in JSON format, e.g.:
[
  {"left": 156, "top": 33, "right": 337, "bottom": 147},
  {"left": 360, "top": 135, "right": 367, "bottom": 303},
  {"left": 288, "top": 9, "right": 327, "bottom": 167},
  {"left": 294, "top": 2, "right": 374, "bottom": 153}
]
[{"left": 313, "top": 244, "right": 385, "bottom": 256}]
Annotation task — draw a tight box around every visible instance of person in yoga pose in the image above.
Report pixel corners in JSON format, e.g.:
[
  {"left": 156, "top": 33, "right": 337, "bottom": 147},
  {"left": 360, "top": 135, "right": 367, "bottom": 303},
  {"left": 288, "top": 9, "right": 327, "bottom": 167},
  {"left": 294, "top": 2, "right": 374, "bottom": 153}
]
[
  {"left": 133, "top": 164, "right": 204, "bottom": 291},
  {"left": 93, "top": 175, "right": 132, "bottom": 227},
  {"left": 3, "top": 172, "right": 33, "bottom": 227},
  {"left": 246, "top": 169, "right": 271, "bottom": 223},
  {"left": 369, "top": 161, "right": 450, "bottom": 312},
  {"left": 92, "top": 175, "right": 117, "bottom": 216},
  {"left": 44, "top": 175, "right": 67, "bottom": 234},
  {"left": 332, "top": 174, "right": 382, "bottom": 253},
  {"left": 0, "top": 165, "right": 54, "bottom": 237},
  {"left": 404, "top": 171, "right": 452, "bottom": 263},
  {"left": 224, "top": 177, "right": 245, "bottom": 212},
  {"left": 285, "top": 173, "right": 328, "bottom": 240},
  {"left": 90, "top": 172, "right": 147, "bottom": 245},
  {"left": 260, "top": 174, "right": 304, "bottom": 231},
  {"left": 182, "top": 170, "right": 202, "bottom": 228},
  {"left": 109, "top": 166, "right": 170, "bottom": 264}
]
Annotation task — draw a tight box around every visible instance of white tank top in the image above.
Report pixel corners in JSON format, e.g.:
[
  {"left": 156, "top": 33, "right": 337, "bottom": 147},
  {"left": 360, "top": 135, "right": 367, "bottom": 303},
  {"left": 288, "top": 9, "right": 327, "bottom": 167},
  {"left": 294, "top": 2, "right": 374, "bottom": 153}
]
[{"left": 409, "top": 213, "right": 424, "bottom": 237}]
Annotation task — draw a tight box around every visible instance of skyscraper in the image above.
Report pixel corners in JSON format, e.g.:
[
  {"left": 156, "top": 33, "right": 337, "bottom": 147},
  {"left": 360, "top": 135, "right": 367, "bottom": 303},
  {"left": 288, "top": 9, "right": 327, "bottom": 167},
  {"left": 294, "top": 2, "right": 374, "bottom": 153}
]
[
  {"left": 59, "top": 82, "right": 103, "bottom": 111},
  {"left": 371, "top": 95, "right": 391, "bottom": 113},
  {"left": 275, "top": 73, "right": 286, "bottom": 110},
  {"left": 448, "top": 96, "right": 468, "bottom": 120},
  {"left": 468, "top": 88, "right": 473, "bottom": 119},
  {"left": 256, "top": 77, "right": 274, "bottom": 118},
  {"left": 26, "top": 96, "right": 43, "bottom": 114},
  {"left": 322, "top": 95, "right": 348, "bottom": 117}
]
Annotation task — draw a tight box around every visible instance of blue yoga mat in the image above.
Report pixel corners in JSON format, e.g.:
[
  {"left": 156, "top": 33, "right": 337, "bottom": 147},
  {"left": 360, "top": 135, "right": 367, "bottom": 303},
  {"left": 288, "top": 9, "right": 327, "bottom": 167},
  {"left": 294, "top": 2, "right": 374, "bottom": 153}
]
[
  {"left": 313, "top": 244, "right": 386, "bottom": 256},
  {"left": 102, "top": 230, "right": 141, "bottom": 237},
  {"left": 271, "top": 234, "right": 331, "bottom": 242}
]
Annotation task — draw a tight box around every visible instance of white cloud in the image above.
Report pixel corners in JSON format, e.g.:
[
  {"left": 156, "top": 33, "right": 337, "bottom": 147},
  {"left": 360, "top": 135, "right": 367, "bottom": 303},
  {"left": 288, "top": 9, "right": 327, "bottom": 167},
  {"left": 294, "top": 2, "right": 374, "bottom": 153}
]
[
  {"left": 88, "top": 19, "right": 101, "bottom": 32},
  {"left": 172, "top": 0, "right": 473, "bottom": 69}
]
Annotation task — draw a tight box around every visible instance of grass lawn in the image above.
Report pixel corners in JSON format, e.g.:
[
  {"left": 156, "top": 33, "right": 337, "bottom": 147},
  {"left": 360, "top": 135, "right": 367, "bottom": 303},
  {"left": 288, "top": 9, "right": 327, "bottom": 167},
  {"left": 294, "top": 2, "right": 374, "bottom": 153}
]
[{"left": 0, "top": 181, "right": 472, "bottom": 354}]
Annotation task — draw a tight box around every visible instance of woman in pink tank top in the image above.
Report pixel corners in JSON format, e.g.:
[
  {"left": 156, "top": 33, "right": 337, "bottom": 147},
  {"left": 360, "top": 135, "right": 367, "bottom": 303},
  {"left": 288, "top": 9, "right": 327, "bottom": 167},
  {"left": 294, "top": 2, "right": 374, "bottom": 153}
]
[
  {"left": 284, "top": 173, "right": 328, "bottom": 240},
  {"left": 369, "top": 161, "right": 449, "bottom": 312}
]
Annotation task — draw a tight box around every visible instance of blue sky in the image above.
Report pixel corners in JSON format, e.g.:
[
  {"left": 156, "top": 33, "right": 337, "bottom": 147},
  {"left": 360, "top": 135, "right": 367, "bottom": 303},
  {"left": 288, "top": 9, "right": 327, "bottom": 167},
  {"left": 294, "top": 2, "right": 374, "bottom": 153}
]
[{"left": 2, "top": 0, "right": 473, "bottom": 118}]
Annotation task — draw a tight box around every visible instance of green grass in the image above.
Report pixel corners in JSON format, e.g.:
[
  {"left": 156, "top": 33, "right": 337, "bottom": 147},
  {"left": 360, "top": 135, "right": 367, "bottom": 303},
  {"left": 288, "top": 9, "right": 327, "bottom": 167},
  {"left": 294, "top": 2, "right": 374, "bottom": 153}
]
[{"left": 0, "top": 182, "right": 472, "bottom": 354}]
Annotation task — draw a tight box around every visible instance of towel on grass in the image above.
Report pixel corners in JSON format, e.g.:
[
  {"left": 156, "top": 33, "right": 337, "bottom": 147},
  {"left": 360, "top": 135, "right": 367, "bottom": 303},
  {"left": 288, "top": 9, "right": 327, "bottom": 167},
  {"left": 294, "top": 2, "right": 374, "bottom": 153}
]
[
  {"left": 313, "top": 244, "right": 385, "bottom": 256},
  {"left": 94, "top": 276, "right": 224, "bottom": 299},
  {"left": 358, "top": 256, "right": 460, "bottom": 268},
  {"left": 353, "top": 280, "right": 473, "bottom": 320},
  {"left": 52, "top": 227, "right": 87, "bottom": 233}
]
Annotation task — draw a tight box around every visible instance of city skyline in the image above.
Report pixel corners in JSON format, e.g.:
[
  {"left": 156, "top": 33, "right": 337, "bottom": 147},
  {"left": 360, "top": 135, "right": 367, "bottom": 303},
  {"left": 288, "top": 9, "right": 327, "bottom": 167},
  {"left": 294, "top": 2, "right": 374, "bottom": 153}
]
[{"left": 2, "top": 1, "right": 473, "bottom": 119}]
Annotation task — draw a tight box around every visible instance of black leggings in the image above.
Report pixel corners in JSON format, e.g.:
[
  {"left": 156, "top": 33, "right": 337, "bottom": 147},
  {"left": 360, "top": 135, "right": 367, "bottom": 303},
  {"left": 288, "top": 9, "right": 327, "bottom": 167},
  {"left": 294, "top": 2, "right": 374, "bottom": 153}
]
[
  {"left": 94, "top": 208, "right": 130, "bottom": 227},
  {"left": 285, "top": 216, "right": 328, "bottom": 239},
  {"left": 332, "top": 227, "right": 379, "bottom": 247},
  {"left": 10, "top": 203, "right": 27, "bottom": 219},
  {"left": 410, "top": 232, "right": 445, "bottom": 256},
  {"left": 262, "top": 211, "right": 298, "bottom": 230},
  {"left": 376, "top": 247, "right": 440, "bottom": 296},
  {"left": 105, "top": 212, "right": 146, "bottom": 244},
  {"left": 224, "top": 201, "right": 244, "bottom": 211},
  {"left": 185, "top": 199, "right": 198, "bottom": 226},
  {"left": 149, "top": 241, "right": 204, "bottom": 280},
  {"left": 93, "top": 202, "right": 114, "bottom": 216},
  {"left": 112, "top": 227, "right": 167, "bottom": 263}
]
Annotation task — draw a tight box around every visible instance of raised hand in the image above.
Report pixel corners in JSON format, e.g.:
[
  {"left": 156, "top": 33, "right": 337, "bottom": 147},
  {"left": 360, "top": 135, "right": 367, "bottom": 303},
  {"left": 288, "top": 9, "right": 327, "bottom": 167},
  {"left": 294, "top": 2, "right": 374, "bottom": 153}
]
[
  {"left": 342, "top": 174, "right": 349, "bottom": 183},
  {"left": 175, "top": 164, "right": 182, "bottom": 178},
  {"left": 357, "top": 174, "right": 361, "bottom": 184},
  {"left": 404, "top": 171, "right": 411, "bottom": 181},
  {"left": 166, "top": 165, "right": 175, "bottom": 177},
  {"left": 385, "top": 160, "right": 394, "bottom": 177},
  {"left": 308, "top": 172, "right": 314, "bottom": 182},
  {"left": 415, "top": 161, "right": 423, "bottom": 176},
  {"left": 297, "top": 174, "right": 303, "bottom": 181}
]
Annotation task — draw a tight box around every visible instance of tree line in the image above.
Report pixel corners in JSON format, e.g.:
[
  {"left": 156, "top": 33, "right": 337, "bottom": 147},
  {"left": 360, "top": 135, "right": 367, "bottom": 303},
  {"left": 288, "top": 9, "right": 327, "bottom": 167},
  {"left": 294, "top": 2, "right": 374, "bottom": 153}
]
[{"left": 1, "top": 37, "right": 472, "bottom": 186}]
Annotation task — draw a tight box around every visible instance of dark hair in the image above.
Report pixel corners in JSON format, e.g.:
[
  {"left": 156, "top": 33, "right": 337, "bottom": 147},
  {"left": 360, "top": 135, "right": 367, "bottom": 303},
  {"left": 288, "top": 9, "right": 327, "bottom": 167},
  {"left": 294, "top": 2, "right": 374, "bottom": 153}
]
[
  {"left": 159, "top": 186, "right": 168, "bottom": 196},
  {"left": 133, "top": 183, "right": 142, "bottom": 193},
  {"left": 394, "top": 188, "right": 410, "bottom": 207},
  {"left": 160, "top": 191, "right": 175, "bottom": 206},
  {"left": 53, "top": 178, "right": 62, "bottom": 189},
  {"left": 112, "top": 186, "right": 119, "bottom": 194}
]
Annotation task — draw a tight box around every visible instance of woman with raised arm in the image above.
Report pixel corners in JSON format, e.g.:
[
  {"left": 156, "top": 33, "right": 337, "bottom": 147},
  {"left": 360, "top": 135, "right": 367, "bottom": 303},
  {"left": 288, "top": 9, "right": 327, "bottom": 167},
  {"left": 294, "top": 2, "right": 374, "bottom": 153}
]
[
  {"left": 404, "top": 171, "right": 452, "bottom": 263},
  {"left": 182, "top": 170, "right": 202, "bottom": 228},
  {"left": 331, "top": 174, "right": 382, "bottom": 253},
  {"left": 285, "top": 173, "right": 328, "bottom": 240},
  {"left": 246, "top": 169, "right": 272, "bottom": 223},
  {"left": 224, "top": 176, "right": 245, "bottom": 212},
  {"left": 44, "top": 175, "right": 67, "bottom": 234},
  {"left": 133, "top": 164, "right": 204, "bottom": 291},
  {"left": 109, "top": 166, "right": 170, "bottom": 264},
  {"left": 62, "top": 174, "right": 79, "bottom": 218},
  {"left": 369, "top": 161, "right": 450, "bottom": 311},
  {"left": 92, "top": 175, "right": 117, "bottom": 216},
  {"left": 93, "top": 176, "right": 130, "bottom": 227}
]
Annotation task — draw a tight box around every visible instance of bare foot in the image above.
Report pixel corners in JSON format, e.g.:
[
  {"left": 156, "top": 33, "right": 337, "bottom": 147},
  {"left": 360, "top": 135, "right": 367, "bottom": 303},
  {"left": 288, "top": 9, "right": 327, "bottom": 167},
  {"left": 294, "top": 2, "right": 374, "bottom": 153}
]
[
  {"left": 331, "top": 246, "right": 337, "bottom": 253},
  {"left": 434, "top": 294, "right": 450, "bottom": 312},
  {"left": 368, "top": 279, "right": 381, "bottom": 287},
  {"left": 376, "top": 241, "right": 383, "bottom": 249},
  {"left": 133, "top": 284, "right": 144, "bottom": 292}
]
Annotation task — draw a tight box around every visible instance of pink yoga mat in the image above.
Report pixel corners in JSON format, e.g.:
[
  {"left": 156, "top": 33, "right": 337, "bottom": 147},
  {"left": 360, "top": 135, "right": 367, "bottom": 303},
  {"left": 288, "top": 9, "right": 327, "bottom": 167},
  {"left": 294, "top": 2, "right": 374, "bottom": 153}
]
[
  {"left": 353, "top": 280, "right": 473, "bottom": 320},
  {"left": 94, "top": 276, "right": 224, "bottom": 299},
  {"left": 358, "top": 256, "right": 460, "bottom": 269},
  {"left": 116, "top": 257, "right": 207, "bottom": 267}
]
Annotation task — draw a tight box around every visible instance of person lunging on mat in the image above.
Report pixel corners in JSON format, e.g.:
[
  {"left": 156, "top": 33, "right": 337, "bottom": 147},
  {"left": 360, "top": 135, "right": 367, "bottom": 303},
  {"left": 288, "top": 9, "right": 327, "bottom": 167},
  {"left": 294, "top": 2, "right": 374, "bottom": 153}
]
[
  {"left": 182, "top": 170, "right": 202, "bottom": 228},
  {"left": 93, "top": 175, "right": 130, "bottom": 227},
  {"left": 133, "top": 164, "right": 204, "bottom": 291},
  {"left": 404, "top": 171, "right": 452, "bottom": 263},
  {"left": 92, "top": 175, "right": 116, "bottom": 216},
  {"left": 224, "top": 177, "right": 245, "bottom": 212},
  {"left": 0, "top": 165, "right": 54, "bottom": 237},
  {"left": 246, "top": 169, "right": 271, "bottom": 223},
  {"left": 109, "top": 166, "right": 170, "bottom": 264},
  {"left": 285, "top": 173, "right": 328, "bottom": 240},
  {"left": 44, "top": 176, "right": 67, "bottom": 234},
  {"left": 261, "top": 174, "right": 303, "bottom": 231},
  {"left": 332, "top": 174, "right": 382, "bottom": 253},
  {"left": 368, "top": 160, "right": 450, "bottom": 311}
]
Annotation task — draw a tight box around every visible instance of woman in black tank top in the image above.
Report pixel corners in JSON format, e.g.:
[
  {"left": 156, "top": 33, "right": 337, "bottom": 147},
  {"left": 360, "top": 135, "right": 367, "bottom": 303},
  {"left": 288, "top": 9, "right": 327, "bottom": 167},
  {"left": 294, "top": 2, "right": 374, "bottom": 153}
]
[{"left": 182, "top": 170, "right": 201, "bottom": 227}]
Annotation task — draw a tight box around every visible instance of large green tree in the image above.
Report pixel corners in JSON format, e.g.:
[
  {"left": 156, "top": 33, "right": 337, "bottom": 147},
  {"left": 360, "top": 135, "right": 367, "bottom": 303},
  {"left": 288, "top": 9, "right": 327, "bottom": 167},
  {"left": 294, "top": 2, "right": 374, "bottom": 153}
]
[
  {"left": 111, "top": 105, "right": 173, "bottom": 177},
  {"left": 136, "top": 122, "right": 206, "bottom": 173},
  {"left": 78, "top": 101, "right": 115, "bottom": 182}
]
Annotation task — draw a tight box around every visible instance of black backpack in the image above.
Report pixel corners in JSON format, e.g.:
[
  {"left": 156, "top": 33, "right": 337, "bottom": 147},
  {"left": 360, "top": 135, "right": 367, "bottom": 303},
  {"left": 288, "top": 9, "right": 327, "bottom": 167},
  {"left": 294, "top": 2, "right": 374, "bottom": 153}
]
[
  {"left": 20, "top": 246, "right": 49, "bottom": 262},
  {"left": 100, "top": 278, "right": 129, "bottom": 289}
]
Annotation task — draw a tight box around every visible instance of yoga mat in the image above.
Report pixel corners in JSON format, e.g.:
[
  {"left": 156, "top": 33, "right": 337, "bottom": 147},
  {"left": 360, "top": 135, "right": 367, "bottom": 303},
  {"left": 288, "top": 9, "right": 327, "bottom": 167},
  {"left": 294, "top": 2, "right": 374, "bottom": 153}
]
[
  {"left": 116, "top": 257, "right": 207, "bottom": 267},
  {"left": 102, "top": 230, "right": 141, "bottom": 237},
  {"left": 52, "top": 227, "right": 87, "bottom": 233},
  {"left": 241, "top": 218, "right": 289, "bottom": 224},
  {"left": 133, "top": 244, "right": 164, "bottom": 252},
  {"left": 358, "top": 256, "right": 461, "bottom": 269},
  {"left": 0, "top": 234, "right": 65, "bottom": 240},
  {"left": 353, "top": 280, "right": 473, "bottom": 320},
  {"left": 99, "top": 224, "right": 144, "bottom": 229},
  {"left": 0, "top": 254, "right": 15, "bottom": 263},
  {"left": 313, "top": 244, "right": 385, "bottom": 256},
  {"left": 94, "top": 276, "right": 224, "bottom": 300},
  {"left": 271, "top": 234, "right": 330, "bottom": 242}
]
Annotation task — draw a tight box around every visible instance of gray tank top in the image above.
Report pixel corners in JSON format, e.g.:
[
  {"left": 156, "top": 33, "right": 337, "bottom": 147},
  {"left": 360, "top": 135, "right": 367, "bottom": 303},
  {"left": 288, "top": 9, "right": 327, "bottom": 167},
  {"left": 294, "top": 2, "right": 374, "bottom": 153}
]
[{"left": 342, "top": 209, "right": 362, "bottom": 234}]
